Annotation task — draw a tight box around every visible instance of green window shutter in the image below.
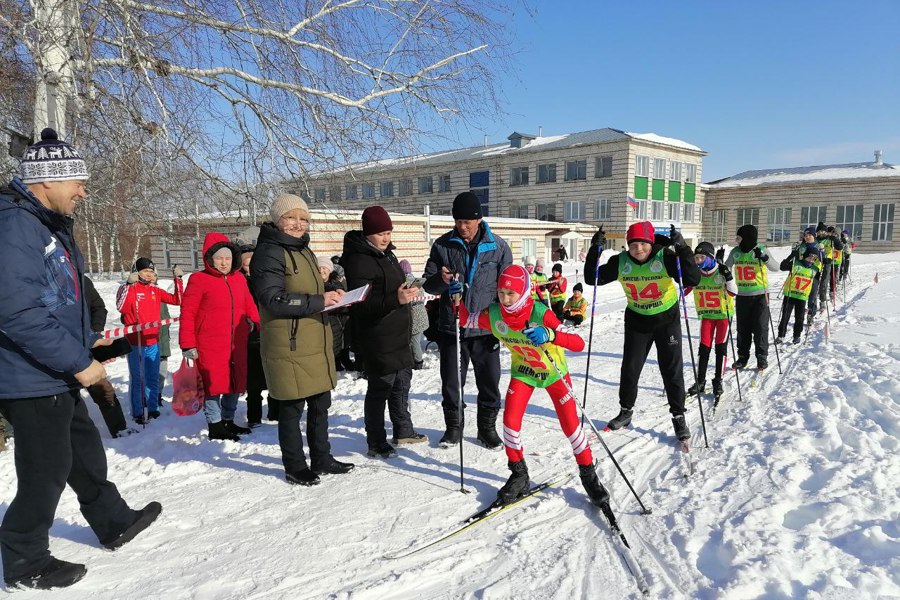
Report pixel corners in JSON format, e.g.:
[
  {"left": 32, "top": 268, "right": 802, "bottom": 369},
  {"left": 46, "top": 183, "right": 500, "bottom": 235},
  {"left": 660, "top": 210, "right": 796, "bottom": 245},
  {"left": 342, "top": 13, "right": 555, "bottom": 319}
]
[
  {"left": 668, "top": 181, "right": 681, "bottom": 202},
  {"left": 684, "top": 183, "right": 696, "bottom": 203},
  {"left": 652, "top": 179, "right": 665, "bottom": 200},
  {"left": 634, "top": 177, "right": 648, "bottom": 199}
]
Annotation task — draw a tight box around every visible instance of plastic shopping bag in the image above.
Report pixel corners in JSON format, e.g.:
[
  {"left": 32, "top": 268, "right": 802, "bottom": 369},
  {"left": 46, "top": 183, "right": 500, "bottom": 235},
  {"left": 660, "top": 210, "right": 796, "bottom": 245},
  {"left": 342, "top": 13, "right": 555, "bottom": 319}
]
[{"left": 172, "top": 358, "right": 204, "bottom": 416}]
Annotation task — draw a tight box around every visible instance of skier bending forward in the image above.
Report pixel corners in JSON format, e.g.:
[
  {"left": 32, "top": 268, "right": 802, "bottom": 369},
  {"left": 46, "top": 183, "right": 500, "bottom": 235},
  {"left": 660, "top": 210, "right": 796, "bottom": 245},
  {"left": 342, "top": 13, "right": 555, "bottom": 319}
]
[{"left": 455, "top": 264, "right": 609, "bottom": 507}]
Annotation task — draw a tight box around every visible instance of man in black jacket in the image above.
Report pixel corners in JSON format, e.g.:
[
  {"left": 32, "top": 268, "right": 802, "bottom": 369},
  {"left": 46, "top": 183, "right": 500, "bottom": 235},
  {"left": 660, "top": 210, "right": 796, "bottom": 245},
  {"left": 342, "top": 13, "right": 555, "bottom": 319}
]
[
  {"left": 343, "top": 206, "right": 427, "bottom": 457},
  {"left": 83, "top": 276, "right": 130, "bottom": 437},
  {"left": 423, "top": 192, "right": 512, "bottom": 448},
  {"left": 583, "top": 222, "right": 701, "bottom": 442}
]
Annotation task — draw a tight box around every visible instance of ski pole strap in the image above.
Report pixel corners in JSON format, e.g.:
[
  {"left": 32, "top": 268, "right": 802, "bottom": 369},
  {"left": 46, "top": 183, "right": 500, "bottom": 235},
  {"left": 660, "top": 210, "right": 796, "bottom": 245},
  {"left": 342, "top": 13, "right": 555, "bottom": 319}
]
[{"left": 102, "top": 317, "right": 180, "bottom": 339}]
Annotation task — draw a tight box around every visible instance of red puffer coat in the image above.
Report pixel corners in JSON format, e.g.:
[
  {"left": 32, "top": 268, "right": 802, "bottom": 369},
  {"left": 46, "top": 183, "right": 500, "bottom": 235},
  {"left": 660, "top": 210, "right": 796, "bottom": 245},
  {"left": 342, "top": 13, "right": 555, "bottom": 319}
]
[{"left": 179, "top": 232, "right": 260, "bottom": 396}]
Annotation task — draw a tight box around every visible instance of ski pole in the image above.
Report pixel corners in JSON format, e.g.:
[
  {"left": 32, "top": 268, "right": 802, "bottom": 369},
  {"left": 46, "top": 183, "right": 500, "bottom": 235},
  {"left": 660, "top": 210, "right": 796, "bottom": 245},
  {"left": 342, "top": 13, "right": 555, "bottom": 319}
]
[
  {"left": 758, "top": 258, "right": 782, "bottom": 375},
  {"left": 538, "top": 344, "right": 651, "bottom": 515},
  {"left": 135, "top": 302, "right": 147, "bottom": 426},
  {"left": 676, "top": 251, "right": 709, "bottom": 449},
  {"left": 452, "top": 298, "right": 470, "bottom": 495},
  {"left": 723, "top": 294, "right": 742, "bottom": 404},
  {"left": 581, "top": 238, "right": 603, "bottom": 427}
]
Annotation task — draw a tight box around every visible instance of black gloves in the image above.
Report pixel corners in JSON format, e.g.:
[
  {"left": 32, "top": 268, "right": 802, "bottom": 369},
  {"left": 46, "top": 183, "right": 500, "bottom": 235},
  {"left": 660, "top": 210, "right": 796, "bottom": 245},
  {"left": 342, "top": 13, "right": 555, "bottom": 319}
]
[
  {"left": 668, "top": 224, "right": 686, "bottom": 250},
  {"left": 591, "top": 225, "right": 606, "bottom": 248},
  {"left": 715, "top": 246, "right": 725, "bottom": 261},
  {"left": 752, "top": 247, "right": 768, "bottom": 261},
  {"left": 718, "top": 263, "right": 733, "bottom": 281}
]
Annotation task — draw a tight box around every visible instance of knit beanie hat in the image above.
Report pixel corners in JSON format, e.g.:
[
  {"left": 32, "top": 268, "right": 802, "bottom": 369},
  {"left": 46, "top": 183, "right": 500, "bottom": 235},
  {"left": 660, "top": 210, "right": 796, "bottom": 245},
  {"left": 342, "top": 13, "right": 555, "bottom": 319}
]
[
  {"left": 362, "top": 205, "right": 393, "bottom": 235},
  {"left": 694, "top": 241, "right": 716, "bottom": 259},
  {"left": 452, "top": 192, "right": 482, "bottom": 220},
  {"left": 269, "top": 193, "right": 309, "bottom": 223},
  {"left": 317, "top": 257, "right": 334, "bottom": 275},
  {"left": 19, "top": 128, "right": 89, "bottom": 184},
  {"left": 133, "top": 257, "right": 155, "bottom": 272},
  {"left": 399, "top": 259, "right": 412, "bottom": 275},
  {"left": 552, "top": 263, "right": 563, "bottom": 274},
  {"left": 212, "top": 246, "right": 232, "bottom": 260},
  {"left": 573, "top": 282, "right": 583, "bottom": 293},
  {"left": 626, "top": 221, "right": 655, "bottom": 245},
  {"left": 524, "top": 256, "right": 535, "bottom": 267},
  {"left": 535, "top": 258, "right": 545, "bottom": 269},
  {"left": 803, "top": 227, "right": 816, "bottom": 237},
  {"left": 816, "top": 222, "right": 827, "bottom": 233}
]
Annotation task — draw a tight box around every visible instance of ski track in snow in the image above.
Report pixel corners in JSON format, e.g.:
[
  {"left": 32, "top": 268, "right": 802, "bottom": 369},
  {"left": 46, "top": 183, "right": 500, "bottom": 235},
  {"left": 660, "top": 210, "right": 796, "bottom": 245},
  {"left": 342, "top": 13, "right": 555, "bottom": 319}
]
[{"left": 1, "top": 251, "right": 898, "bottom": 599}]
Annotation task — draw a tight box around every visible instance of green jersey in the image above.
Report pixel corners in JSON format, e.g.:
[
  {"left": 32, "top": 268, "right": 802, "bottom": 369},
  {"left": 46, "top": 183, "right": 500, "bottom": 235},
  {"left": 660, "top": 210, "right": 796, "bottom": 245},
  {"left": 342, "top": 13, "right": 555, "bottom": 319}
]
[
  {"left": 732, "top": 247, "right": 769, "bottom": 294},
  {"left": 692, "top": 271, "right": 734, "bottom": 320},
  {"left": 616, "top": 249, "right": 678, "bottom": 316},
  {"left": 785, "top": 261, "right": 819, "bottom": 301},
  {"left": 487, "top": 303, "right": 566, "bottom": 388}
]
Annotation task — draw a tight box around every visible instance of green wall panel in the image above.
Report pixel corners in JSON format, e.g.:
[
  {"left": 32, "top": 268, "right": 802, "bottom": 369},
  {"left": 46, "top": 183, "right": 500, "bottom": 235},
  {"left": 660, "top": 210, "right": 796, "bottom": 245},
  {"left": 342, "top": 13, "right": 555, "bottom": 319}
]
[
  {"left": 634, "top": 177, "right": 648, "bottom": 199},
  {"left": 684, "top": 183, "right": 696, "bottom": 203},
  {"left": 668, "top": 181, "right": 681, "bottom": 202},
  {"left": 652, "top": 179, "right": 665, "bottom": 200}
]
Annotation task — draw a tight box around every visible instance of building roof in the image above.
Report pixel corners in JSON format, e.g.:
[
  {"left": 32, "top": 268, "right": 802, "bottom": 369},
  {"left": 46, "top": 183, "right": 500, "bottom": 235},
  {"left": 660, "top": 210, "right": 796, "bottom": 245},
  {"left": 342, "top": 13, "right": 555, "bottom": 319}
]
[
  {"left": 707, "top": 160, "right": 900, "bottom": 188},
  {"left": 325, "top": 128, "right": 704, "bottom": 177}
]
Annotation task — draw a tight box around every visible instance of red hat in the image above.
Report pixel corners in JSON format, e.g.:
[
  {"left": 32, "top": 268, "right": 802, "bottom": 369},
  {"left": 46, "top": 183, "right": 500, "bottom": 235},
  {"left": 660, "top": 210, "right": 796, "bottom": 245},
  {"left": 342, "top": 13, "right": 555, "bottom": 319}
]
[
  {"left": 362, "top": 205, "right": 393, "bottom": 235},
  {"left": 497, "top": 264, "right": 533, "bottom": 318},
  {"left": 626, "top": 221, "right": 655, "bottom": 245}
]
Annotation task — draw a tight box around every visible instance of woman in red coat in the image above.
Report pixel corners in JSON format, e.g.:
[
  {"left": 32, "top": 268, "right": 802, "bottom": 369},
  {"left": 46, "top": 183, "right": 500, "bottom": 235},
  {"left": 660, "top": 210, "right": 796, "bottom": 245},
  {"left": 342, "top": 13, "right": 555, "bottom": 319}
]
[{"left": 179, "top": 232, "right": 260, "bottom": 441}]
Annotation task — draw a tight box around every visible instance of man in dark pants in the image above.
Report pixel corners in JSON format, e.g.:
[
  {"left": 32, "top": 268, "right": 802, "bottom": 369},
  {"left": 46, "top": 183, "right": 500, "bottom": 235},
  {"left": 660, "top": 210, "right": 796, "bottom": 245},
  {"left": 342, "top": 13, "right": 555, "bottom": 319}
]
[
  {"left": 423, "top": 192, "right": 512, "bottom": 448},
  {"left": 0, "top": 129, "right": 161, "bottom": 590},
  {"left": 83, "top": 276, "right": 130, "bottom": 437},
  {"left": 583, "top": 222, "right": 701, "bottom": 441}
]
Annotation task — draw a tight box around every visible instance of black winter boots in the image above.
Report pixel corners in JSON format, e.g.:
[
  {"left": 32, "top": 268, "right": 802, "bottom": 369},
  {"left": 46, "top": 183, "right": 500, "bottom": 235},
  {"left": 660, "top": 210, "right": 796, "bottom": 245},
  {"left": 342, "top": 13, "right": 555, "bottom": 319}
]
[
  {"left": 285, "top": 469, "right": 320, "bottom": 486},
  {"left": 606, "top": 408, "right": 633, "bottom": 430},
  {"left": 4, "top": 557, "right": 86, "bottom": 590},
  {"left": 476, "top": 406, "right": 502, "bottom": 450},
  {"left": 101, "top": 501, "right": 163, "bottom": 550},
  {"left": 672, "top": 414, "right": 691, "bottom": 441},
  {"left": 224, "top": 420, "right": 252, "bottom": 435},
  {"left": 687, "top": 380, "right": 706, "bottom": 396},
  {"left": 311, "top": 456, "right": 355, "bottom": 475},
  {"left": 497, "top": 460, "right": 530, "bottom": 505},
  {"left": 578, "top": 464, "right": 610, "bottom": 507},
  {"left": 208, "top": 420, "right": 240, "bottom": 441},
  {"left": 439, "top": 409, "right": 462, "bottom": 446}
]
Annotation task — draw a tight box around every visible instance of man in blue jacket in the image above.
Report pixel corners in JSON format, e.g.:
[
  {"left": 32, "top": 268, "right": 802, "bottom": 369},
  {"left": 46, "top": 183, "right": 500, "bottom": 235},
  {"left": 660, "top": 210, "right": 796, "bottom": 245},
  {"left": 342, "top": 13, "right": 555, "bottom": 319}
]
[
  {"left": 0, "top": 129, "right": 161, "bottom": 590},
  {"left": 423, "top": 192, "right": 512, "bottom": 448}
]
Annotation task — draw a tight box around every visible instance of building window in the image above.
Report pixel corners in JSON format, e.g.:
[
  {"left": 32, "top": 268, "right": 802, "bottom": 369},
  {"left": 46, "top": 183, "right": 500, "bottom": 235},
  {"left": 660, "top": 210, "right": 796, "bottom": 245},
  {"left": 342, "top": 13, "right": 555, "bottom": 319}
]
[
  {"left": 439, "top": 174, "right": 451, "bottom": 193},
  {"left": 565, "top": 159, "right": 587, "bottom": 181},
  {"left": 670, "top": 161, "right": 683, "bottom": 181},
  {"left": 380, "top": 181, "right": 394, "bottom": 197},
  {"left": 314, "top": 188, "right": 326, "bottom": 201},
  {"left": 537, "top": 163, "right": 557, "bottom": 183},
  {"left": 162, "top": 239, "right": 172, "bottom": 269},
  {"left": 667, "top": 202, "right": 680, "bottom": 222},
  {"left": 510, "top": 166, "right": 529, "bottom": 186},
  {"left": 509, "top": 203, "right": 529, "bottom": 219},
  {"left": 766, "top": 207, "right": 793, "bottom": 242},
  {"left": 328, "top": 185, "right": 340, "bottom": 201},
  {"left": 736, "top": 208, "right": 760, "bottom": 226},
  {"left": 469, "top": 170, "right": 489, "bottom": 188},
  {"left": 634, "top": 199, "right": 648, "bottom": 220},
  {"left": 651, "top": 200, "right": 665, "bottom": 221},
  {"left": 190, "top": 238, "right": 200, "bottom": 270},
  {"left": 471, "top": 188, "right": 490, "bottom": 217},
  {"left": 686, "top": 164, "right": 697, "bottom": 183},
  {"left": 345, "top": 184, "right": 358, "bottom": 200},
  {"left": 362, "top": 183, "right": 375, "bottom": 199},
  {"left": 654, "top": 158, "right": 666, "bottom": 179},
  {"left": 873, "top": 203, "right": 895, "bottom": 241},
  {"left": 711, "top": 209, "right": 728, "bottom": 243},
  {"left": 635, "top": 155, "right": 649, "bottom": 177},
  {"left": 522, "top": 238, "right": 536, "bottom": 259},
  {"left": 800, "top": 206, "right": 827, "bottom": 229},
  {"left": 836, "top": 204, "right": 864, "bottom": 239},
  {"left": 398, "top": 179, "right": 412, "bottom": 197},
  {"left": 565, "top": 200, "right": 585, "bottom": 221},
  {"left": 595, "top": 156, "right": 613, "bottom": 178},
  {"left": 595, "top": 198, "right": 611, "bottom": 220},
  {"left": 418, "top": 176, "right": 433, "bottom": 194},
  {"left": 536, "top": 203, "right": 556, "bottom": 221},
  {"left": 683, "top": 203, "right": 695, "bottom": 222}
]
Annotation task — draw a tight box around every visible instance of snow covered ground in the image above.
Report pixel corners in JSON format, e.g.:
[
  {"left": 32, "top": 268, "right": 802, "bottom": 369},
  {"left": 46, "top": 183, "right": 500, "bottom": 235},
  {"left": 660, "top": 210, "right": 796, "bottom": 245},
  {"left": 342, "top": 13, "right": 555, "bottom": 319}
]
[{"left": 1, "top": 249, "right": 898, "bottom": 599}]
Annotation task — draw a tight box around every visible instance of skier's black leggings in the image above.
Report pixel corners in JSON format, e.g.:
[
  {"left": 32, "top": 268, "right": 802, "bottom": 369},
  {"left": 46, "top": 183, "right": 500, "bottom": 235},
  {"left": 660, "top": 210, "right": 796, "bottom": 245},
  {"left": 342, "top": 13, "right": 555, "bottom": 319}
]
[{"left": 619, "top": 318, "right": 686, "bottom": 416}]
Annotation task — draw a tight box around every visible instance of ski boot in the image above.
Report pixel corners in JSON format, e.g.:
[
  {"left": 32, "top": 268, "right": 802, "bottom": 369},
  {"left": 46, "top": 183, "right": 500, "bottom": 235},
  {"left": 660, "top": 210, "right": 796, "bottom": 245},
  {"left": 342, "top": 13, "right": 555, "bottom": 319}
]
[
  {"left": 757, "top": 357, "right": 768, "bottom": 371},
  {"left": 732, "top": 357, "right": 749, "bottom": 370},
  {"left": 578, "top": 463, "right": 610, "bottom": 507},
  {"left": 672, "top": 414, "right": 691, "bottom": 441},
  {"left": 792, "top": 335, "right": 802, "bottom": 344},
  {"left": 687, "top": 380, "right": 706, "bottom": 396},
  {"left": 774, "top": 337, "right": 785, "bottom": 345},
  {"left": 497, "top": 460, "right": 530, "bottom": 505},
  {"left": 605, "top": 408, "right": 633, "bottom": 431},
  {"left": 711, "top": 378, "right": 724, "bottom": 399}
]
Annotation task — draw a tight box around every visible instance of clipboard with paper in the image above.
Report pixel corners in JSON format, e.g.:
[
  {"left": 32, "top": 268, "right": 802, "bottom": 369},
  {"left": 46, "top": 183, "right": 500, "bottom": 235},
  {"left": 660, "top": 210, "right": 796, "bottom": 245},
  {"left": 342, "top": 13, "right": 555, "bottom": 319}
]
[{"left": 321, "top": 284, "right": 370, "bottom": 312}]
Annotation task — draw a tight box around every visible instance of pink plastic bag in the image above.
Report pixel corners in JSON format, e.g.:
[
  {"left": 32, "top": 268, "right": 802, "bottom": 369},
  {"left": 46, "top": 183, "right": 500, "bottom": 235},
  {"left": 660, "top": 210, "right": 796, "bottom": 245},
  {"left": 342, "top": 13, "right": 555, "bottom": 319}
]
[{"left": 172, "top": 358, "right": 205, "bottom": 416}]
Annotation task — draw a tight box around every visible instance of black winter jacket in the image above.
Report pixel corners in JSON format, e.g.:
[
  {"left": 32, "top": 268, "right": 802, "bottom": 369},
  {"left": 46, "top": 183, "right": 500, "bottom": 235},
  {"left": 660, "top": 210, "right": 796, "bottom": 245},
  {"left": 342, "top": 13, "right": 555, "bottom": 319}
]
[
  {"left": 250, "top": 223, "right": 325, "bottom": 318},
  {"left": 342, "top": 230, "right": 412, "bottom": 376},
  {"left": 583, "top": 237, "right": 700, "bottom": 334},
  {"left": 422, "top": 222, "right": 512, "bottom": 338}
]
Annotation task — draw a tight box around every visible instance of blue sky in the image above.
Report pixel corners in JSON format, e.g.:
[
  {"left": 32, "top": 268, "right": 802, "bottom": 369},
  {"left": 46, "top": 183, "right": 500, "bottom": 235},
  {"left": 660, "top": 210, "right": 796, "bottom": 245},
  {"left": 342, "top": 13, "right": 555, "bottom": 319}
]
[{"left": 429, "top": 0, "right": 900, "bottom": 182}]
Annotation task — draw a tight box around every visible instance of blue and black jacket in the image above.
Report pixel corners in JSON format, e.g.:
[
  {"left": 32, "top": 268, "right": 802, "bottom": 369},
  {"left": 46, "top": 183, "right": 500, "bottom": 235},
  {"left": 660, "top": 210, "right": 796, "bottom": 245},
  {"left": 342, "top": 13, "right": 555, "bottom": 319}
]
[
  {"left": 0, "top": 177, "right": 95, "bottom": 400},
  {"left": 423, "top": 222, "right": 512, "bottom": 338}
]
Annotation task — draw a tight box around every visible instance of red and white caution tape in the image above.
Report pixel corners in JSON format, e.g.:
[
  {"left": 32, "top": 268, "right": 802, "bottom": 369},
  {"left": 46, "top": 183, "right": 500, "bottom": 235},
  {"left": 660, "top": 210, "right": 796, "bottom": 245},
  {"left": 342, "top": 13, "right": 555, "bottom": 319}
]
[{"left": 102, "top": 317, "right": 180, "bottom": 339}]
